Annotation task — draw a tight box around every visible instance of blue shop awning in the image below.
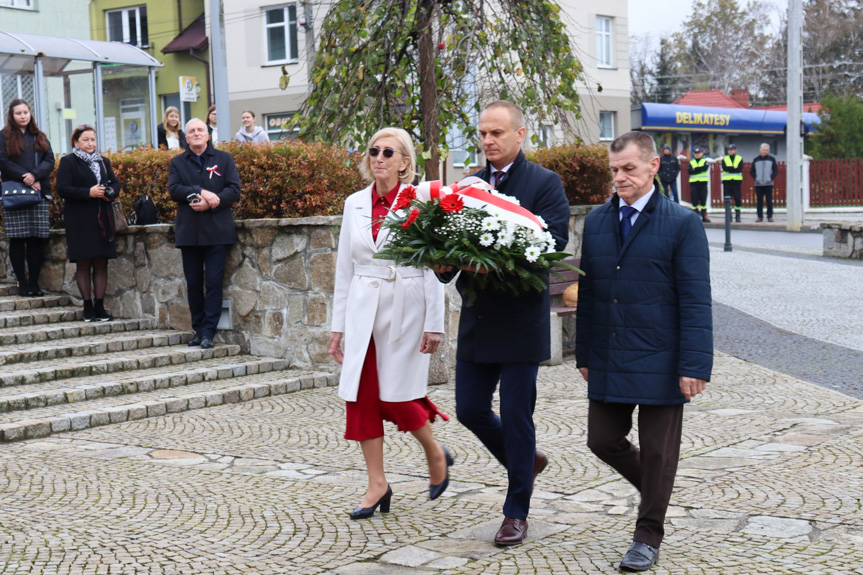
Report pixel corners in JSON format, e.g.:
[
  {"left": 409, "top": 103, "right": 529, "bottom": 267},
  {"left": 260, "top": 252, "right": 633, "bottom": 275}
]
[{"left": 641, "top": 102, "right": 821, "bottom": 135}]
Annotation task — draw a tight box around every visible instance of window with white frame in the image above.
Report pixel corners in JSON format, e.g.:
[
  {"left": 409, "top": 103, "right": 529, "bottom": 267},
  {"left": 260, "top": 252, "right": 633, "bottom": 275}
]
[
  {"left": 596, "top": 16, "right": 613, "bottom": 68},
  {"left": 0, "top": 0, "right": 34, "bottom": 8},
  {"left": 265, "top": 5, "right": 299, "bottom": 64},
  {"left": 106, "top": 6, "right": 149, "bottom": 48},
  {"left": 599, "top": 111, "right": 615, "bottom": 141}
]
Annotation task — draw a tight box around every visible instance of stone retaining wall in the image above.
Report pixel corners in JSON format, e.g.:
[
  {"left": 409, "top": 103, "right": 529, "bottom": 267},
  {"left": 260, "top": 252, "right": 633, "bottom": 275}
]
[
  {"left": 0, "top": 206, "right": 592, "bottom": 372},
  {"left": 822, "top": 222, "right": 863, "bottom": 259}
]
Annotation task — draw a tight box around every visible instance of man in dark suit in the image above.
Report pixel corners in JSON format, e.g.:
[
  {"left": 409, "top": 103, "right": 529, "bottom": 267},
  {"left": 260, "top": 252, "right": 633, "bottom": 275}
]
[
  {"left": 168, "top": 118, "right": 241, "bottom": 349},
  {"left": 437, "top": 100, "right": 570, "bottom": 546},
  {"left": 576, "top": 131, "right": 713, "bottom": 572}
]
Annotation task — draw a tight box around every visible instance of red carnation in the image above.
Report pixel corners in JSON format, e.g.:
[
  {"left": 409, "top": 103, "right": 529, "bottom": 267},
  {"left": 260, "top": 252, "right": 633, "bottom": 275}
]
[
  {"left": 393, "top": 187, "right": 416, "bottom": 211},
  {"left": 439, "top": 194, "right": 464, "bottom": 214},
  {"left": 402, "top": 208, "right": 420, "bottom": 228}
]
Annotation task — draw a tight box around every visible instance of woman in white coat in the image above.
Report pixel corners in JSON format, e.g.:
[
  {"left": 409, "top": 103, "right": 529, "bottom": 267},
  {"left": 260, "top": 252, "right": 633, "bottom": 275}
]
[{"left": 329, "top": 127, "right": 452, "bottom": 520}]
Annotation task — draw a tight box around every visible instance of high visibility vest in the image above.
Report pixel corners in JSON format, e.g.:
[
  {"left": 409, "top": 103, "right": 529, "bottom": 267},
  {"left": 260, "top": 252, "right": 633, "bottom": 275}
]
[
  {"left": 721, "top": 155, "right": 743, "bottom": 181},
  {"left": 689, "top": 158, "right": 709, "bottom": 183}
]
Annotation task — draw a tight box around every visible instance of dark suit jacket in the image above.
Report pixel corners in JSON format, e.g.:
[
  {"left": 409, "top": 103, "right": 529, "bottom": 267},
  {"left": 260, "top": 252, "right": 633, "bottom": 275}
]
[
  {"left": 157, "top": 123, "right": 187, "bottom": 151},
  {"left": 168, "top": 144, "right": 241, "bottom": 247},
  {"left": 575, "top": 190, "right": 713, "bottom": 405},
  {"left": 443, "top": 150, "right": 570, "bottom": 364}
]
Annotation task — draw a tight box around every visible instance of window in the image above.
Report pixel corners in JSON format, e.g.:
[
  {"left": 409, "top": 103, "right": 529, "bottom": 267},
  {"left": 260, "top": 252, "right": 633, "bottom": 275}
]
[
  {"left": 0, "top": 0, "right": 34, "bottom": 8},
  {"left": 596, "top": 16, "right": 613, "bottom": 68},
  {"left": 106, "top": 6, "right": 149, "bottom": 48},
  {"left": 265, "top": 5, "right": 299, "bottom": 64},
  {"left": 599, "top": 111, "right": 615, "bottom": 141},
  {"left": 265, "top": 112, "right": 299, "bottom": 141}
]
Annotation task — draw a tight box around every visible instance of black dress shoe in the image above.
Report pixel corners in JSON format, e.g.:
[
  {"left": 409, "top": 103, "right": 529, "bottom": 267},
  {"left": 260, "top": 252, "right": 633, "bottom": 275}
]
[
  {"left": 429, "top": 445, "right": 454, "bottom": 500},
  {"left": 619, "top": 541, "right": 659, "bottom": 572},
  {"left": 494, "top": 517, "right": 528, "bottom": 546},
  {"left": 350, "top": 485, "right": 392, "bottom": 520},
  {"left": 187, "top": 334, "right": 203, "bottom": 346},
  {"left": 28, "top": 287, "right": 44, "bottom": 297},
  {"left": 200, "top": 337, "right": 214, "bottom": 350}
]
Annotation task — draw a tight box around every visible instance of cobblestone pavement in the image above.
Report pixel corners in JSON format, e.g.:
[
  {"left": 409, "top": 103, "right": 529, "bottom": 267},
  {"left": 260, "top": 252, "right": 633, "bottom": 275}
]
[{"left": 2, "top": 238, "right": 863, "bottom": 573}]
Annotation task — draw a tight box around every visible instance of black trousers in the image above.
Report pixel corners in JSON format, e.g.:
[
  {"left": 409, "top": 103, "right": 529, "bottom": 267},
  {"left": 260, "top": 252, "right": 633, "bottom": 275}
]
[
  {"left": 587, "top": 400, "right": 684, "bottom": 548},
  {"left": 181, "top": 245, "right": 228, "bottom": 339},
  {"left": 723, "top": 181, "right": 741, "bottom": 209},
  {"left": 455, "top": 360, "right": 539, "bottom": 520},
  {"left": 755, "top": 186, "right": 774, "bottom": 218},
  {"left": 689, "top": 182, "right": 708, "bottom": 209}
]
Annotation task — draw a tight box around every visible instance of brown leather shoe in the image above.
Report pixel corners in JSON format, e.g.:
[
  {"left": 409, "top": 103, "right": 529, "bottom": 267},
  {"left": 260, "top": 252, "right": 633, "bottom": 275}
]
[
  {"left": 494, "top": 518, "right": 528, "bottom": 546},
  {"left": 533, "top": 450, "right": 549, "bottom": 489}
]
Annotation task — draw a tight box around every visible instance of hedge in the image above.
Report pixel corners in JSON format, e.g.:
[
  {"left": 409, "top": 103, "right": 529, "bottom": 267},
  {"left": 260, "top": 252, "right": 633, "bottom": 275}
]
[
  {"left": 528, "top": 143, "right": 611, "bottom": 205},
  {"left": 4, "top": 141, "right": 608, "bottom": 230}
]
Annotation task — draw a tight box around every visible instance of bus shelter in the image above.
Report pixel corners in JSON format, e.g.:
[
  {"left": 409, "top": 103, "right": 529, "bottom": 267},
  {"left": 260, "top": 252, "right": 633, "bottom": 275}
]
[{"left": 0, "top": 31, "right": 162, "bottom": 153}]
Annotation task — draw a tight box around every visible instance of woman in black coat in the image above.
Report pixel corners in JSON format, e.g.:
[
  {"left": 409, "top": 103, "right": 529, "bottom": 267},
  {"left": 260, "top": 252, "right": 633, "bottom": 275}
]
[
  {"left": 0, "top": 99, "right": 55, "bottom": 297},
  {"left": 56, "top": 125, "right": 121, "bottom": 322}
]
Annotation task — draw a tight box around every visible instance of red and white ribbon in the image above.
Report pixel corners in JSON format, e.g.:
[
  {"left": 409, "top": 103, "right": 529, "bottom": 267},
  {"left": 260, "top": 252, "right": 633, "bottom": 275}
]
[
  {"left": 206, "top": 165, "right": 221, "bottom": 179},
  {"left": 415, "top": 176, "right": 546, "bottom": 233}
]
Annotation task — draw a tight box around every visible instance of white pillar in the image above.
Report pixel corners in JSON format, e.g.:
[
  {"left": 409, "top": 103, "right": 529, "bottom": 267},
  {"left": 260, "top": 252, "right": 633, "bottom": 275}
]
[
  {"left": 148, "top": 67, "right": 158, "bottom": 147},
  {"left": 802, "top": 156, "right": 811, "bottom": 213},
  {"left": 786, "top": 0, "right": 804, "bottom": 231},
  {"left": 93, "top": 63, "right": 105, "bottom": 153},
  {"left": 209, "top": 0, "right": 231, "bottom": 143},
  {"left": 33, "top": 57, "right": 48, "bottom": 129}
]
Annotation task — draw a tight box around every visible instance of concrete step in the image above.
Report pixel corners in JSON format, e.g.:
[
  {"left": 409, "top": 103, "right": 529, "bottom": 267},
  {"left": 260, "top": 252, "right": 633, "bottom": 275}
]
[
  {"left": 0, "top": 369, "right": 338, "bottom": 442},
  {"left": 0, "top": 318, "right": 156, "bottom": 346},
  {"left": 0, "top": 284, "right": 20, "bottom": 297},
  {"left": 0, "top": 294, "right": 71, "bottom": 312},
  {"left": 0, "top": 356, "right": 290, "bottom": 413},
  {"left": 0, "top": 344, "right": 243, "bottom": 388},
  {"left": 0, "top": 306, "right": 82, "bottom": 328},
  {"left": 0, "top": 330, "right": 190, "bottom": 367}
]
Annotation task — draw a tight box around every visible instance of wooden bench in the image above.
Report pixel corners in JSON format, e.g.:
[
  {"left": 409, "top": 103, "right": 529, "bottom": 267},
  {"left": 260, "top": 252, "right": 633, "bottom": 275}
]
[{"left": 544, "top": 257, "right": 580, "bottom": 366}]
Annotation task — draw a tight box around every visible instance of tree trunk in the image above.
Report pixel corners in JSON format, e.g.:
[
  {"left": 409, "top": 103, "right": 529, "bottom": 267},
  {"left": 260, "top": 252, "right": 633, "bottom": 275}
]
[{"left": 417, "top": 0, "right": 439, "bottom": 180}]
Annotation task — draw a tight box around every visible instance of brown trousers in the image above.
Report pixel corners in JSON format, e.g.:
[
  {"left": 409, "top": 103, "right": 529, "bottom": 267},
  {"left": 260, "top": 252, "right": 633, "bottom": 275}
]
[{"left": 587, "top": 400, "right": 684, "bottom": 548}]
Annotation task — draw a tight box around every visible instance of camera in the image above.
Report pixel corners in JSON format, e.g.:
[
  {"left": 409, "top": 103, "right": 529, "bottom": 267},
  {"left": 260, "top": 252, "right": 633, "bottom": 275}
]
[
  {"left": 186, "top": 193, "right": 201, "bottom": 204},
  {"left": 103, "top": 183, "right": 118, "bottom": 201}
]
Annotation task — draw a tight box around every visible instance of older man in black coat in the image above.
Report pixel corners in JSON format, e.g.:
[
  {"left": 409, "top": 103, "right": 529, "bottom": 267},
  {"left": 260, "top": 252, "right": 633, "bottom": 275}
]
[
  {"left": 576, "top": 131, "right": 712, "bottom": 572},
  {"left": 438, "top": 100, "right": 570, "bottom": 547},
  {"left": 168, "top": 118, "right": 241, "bottom": 349}
]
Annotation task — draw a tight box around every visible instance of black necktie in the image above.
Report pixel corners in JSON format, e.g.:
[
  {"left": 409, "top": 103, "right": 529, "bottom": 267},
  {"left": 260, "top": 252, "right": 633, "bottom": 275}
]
[
  {"left": 493, "top": 170, "right": 506, "bottom": 188},
  {"left": 620, "top": 205, "right": 637, "bottom": 241}
]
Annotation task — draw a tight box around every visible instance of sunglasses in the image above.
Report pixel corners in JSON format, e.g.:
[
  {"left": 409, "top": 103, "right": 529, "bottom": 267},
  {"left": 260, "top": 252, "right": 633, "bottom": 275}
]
[{"left": 368, "top": 147, "right": 400, "bottom": 158}]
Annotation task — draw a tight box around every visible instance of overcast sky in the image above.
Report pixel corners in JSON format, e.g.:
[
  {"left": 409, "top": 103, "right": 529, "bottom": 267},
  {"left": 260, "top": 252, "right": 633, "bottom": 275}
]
[{"left": 628, "top": 0, "right": 785, "bottom": 39}]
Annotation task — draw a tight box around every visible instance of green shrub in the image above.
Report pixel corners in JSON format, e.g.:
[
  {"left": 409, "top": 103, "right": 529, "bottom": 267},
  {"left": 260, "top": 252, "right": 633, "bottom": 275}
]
[{"left": 528, "top": 143, "right": 611, "bottom": 205}]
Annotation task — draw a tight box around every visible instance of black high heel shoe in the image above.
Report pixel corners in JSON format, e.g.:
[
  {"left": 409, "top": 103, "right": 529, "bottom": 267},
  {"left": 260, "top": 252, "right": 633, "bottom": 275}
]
[
  {"left": 429, "top": 445, "right": 454, "bottom": 500},
  {"left": 349, "top": 485, "right": 392, "bottom": 520}
]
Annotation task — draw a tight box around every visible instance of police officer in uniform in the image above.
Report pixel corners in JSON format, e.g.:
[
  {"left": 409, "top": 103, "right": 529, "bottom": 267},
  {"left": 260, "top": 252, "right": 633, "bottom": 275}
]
[
  {"left": 721, "top": 144, "right": 744, "bottom": 222},
  {"left": 688, "top": 147, "right": 710, "bottom": 223}
]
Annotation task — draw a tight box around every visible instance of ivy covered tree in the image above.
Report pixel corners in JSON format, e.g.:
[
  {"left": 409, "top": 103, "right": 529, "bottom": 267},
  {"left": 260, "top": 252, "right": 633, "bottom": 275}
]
[{"left": 293, "top": 0, "right": 583, "bottom": 179}]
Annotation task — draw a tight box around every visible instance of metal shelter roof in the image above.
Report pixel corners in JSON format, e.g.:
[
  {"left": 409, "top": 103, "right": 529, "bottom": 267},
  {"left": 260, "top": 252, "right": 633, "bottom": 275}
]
[{"left": 0, "top": 31, "right": 162, "bottom": 75}]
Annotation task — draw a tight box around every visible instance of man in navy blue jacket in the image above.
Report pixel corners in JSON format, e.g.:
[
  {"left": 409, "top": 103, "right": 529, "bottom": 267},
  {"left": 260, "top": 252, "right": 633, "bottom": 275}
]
[
  {"left": 576, "top": 131, "right": 712, "bottom": 572},
  {"left": 168, "top": 119, "right": 241, "bottom": 350},
  {"left": 437, "top": 101, "right": 570, "bottom": 547}
]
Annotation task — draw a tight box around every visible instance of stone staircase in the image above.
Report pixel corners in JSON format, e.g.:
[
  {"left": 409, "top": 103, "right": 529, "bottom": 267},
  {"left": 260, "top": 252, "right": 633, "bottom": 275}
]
[{"left": 0, "top": 284, "right": 336, "bottom": 442}]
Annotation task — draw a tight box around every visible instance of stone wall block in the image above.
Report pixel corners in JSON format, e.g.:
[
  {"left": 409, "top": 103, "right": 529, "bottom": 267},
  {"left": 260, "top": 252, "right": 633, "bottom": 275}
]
[
  {"left": 272, "top": 257, "right": 308, "bottom": 290},
  {"left": 232, "top": 259, "right": 261, "bottom": 292},
  {"left": 260, "top": 282, "right": 289, "bottom": 309},
  {"left": 272, "top": 234, "right": 307, "bottom": 262},
  {"left": 106, "top": 257, "right": 136, "bottom": 292},
  {"left": 226, "top": 288, "right": 257, "bottom": 319},
  {"left": 309, "top": 252, "right": 336, "bottom": 292},
  {"left": 306, "top": 294, "right": 328, "bottom": 326},
  {"left": 311, "top": 228, "right": 337, "bottom": 250},
  {"left": 263, "top": 311, "right": 285, "bottom": 337}
]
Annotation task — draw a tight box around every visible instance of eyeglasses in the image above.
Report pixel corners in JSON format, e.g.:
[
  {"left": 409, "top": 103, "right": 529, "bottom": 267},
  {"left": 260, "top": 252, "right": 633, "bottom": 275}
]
[{"left": 368, "top": 147, "right": 400, "bottom": 158}]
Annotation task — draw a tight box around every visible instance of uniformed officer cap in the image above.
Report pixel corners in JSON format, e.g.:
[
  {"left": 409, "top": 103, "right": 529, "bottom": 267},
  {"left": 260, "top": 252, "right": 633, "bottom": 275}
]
[
  {"left": 728, "top": 143, "right": 737, "bottom": 149},
  {"left": 693, "top": 146, "right": 703, "bottom": 153},
  {"left": 661, "top": 144, "right": 671, "bottom": 150}
]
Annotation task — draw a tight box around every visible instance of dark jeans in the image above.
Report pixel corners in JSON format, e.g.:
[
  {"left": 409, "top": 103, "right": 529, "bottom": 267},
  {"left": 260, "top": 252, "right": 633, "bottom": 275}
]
[
  {"left": 723, "top": 181, "right": 741, "bottom": 209},
  {"left": 455, "top": 360, "right": 539, "bottom": 520},
  {"left": 181, "top": 245, "right": 228, "bottom": 339},
  {"left": 660, "top": 180, "right": 678, "bottom": 203},
  {"left": 689, "top": 182, "right": 708, "bottom": 209},
  {"left": 587, "top": 400, "right": 684, "bottom": 548},
  {"left": 755, "top": 186, "right": 774, "bottom": 219}
]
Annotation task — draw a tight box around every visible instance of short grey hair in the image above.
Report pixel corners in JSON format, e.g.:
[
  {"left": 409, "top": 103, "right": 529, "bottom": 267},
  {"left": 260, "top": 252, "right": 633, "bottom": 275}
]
[
  {"left": 360, "top": 127, "right": 417, "bottom": 184},
  {"left": 482, "top": 100, "right": 525, "bottom": 130},
  {"left": 760, "top": 143, "right": 770, "bottom": 150},
  {"left": 185, "top": 118, "right": 207, "bottom": 132},
  {"left": 610, "top": 131, "right": 657, "bottom": 162}
]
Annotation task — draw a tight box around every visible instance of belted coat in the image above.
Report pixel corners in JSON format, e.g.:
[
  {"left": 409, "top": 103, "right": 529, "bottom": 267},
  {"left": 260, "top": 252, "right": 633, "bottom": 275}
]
[
  {"left": 575, "top": 190, "right": 713, "bottom": 405},
  {"left": 331, "top": 184, "right": 445, "bottom": 402}
]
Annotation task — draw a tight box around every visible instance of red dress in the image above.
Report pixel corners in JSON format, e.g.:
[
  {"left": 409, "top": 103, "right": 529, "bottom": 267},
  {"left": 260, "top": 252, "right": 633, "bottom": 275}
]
[{"left": 343, "top": 183, "right": 448, "bottom": 441}]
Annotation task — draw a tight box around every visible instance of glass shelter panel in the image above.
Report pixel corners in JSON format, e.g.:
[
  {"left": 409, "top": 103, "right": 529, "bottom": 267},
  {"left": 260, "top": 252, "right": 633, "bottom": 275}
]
[{"left": 100, "top": 64, "right": 153, "bottom": 151}]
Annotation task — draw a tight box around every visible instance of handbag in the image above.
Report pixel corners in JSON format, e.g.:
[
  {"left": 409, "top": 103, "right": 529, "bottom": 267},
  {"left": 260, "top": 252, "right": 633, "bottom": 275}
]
[
  {"left": 132, "top": 194, "right": 158, "bottom": 225},
  {"left": 1, "top": 181, "right": 41, "bottom": 210},
  {"left": 111, "top": 201, "right": 129, "bottom": 233}
]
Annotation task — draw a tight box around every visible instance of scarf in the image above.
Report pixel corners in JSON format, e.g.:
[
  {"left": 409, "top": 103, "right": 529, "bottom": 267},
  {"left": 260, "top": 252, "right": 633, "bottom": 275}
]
[{"left": 72, "top": 147, "right": 103, "bottom": 184}]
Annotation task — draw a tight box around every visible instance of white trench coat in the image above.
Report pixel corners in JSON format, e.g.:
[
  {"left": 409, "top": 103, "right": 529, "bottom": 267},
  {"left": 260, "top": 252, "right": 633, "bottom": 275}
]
[{"left": 331, "top": 184, "right": 445, "bottom": 402}]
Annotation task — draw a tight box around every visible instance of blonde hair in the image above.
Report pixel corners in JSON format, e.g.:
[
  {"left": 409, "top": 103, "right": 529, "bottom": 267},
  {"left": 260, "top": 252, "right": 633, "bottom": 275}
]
[
  {"left": 360, "top": 127, "right": 417, "bottom": 184},
  {"left": 163, "top": 106, "right": 181, "bottom": 136}
]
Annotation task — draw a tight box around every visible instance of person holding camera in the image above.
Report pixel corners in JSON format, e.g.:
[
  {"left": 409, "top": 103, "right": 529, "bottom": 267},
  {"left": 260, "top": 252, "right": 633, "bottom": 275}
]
[
  {"left": 56, "top": 124, "right": 122, "bottom": 321},
  {"left": 168, "top": 118, "right": 241, "bottom": 350}
]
